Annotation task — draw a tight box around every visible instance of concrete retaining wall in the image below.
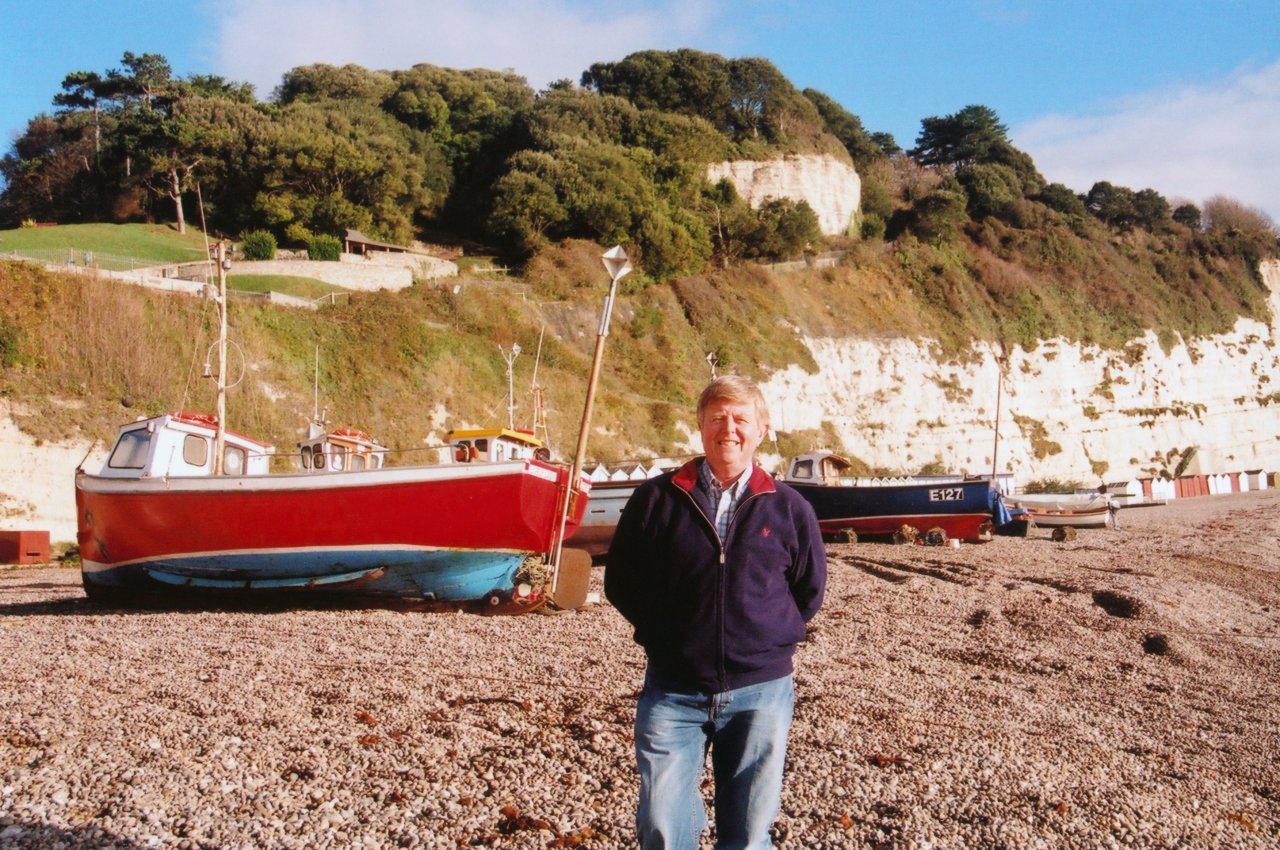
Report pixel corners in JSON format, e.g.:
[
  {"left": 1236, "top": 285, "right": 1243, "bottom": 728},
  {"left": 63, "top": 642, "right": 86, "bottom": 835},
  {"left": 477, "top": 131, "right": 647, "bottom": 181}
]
[{"left": 230, "top": 259, "right": 413, "bottom": 292}]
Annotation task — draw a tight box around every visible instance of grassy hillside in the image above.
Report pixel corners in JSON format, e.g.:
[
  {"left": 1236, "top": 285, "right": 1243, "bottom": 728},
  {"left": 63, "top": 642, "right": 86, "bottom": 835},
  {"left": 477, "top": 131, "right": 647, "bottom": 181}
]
[
  {"left": 227, "top": 274, "right": 348, "bottom": 300},
  {"left": 1, "top": 222, "right": 1275, "bottom": 474},
  {"left": 0, "top": 223, "right": 209, "bottom": 269}
]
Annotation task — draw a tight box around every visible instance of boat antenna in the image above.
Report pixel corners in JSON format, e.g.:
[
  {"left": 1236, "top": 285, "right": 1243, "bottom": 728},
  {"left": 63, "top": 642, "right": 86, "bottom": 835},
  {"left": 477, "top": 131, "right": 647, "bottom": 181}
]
[
  {"left": 529, "top": 323, "right": 547, "bottom": 444},
  {"left": 313, "top": 345, "right": 320, "bottom": 424},
  {"left": 500, "top": 342, "right": 522, "bottom": 430}
]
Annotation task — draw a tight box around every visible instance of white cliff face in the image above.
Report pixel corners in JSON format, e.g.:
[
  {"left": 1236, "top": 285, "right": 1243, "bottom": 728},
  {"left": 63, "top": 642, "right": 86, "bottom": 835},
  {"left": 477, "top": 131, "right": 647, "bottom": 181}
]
[
  {"left": 0, "top": 401, "right": 107, "bottom": 543},
  {"left": 761, "top": 260, "right": 1280, "bottom": 484},
  {"left": 707, "top": 154, "right": 861, "bottom": 237}
]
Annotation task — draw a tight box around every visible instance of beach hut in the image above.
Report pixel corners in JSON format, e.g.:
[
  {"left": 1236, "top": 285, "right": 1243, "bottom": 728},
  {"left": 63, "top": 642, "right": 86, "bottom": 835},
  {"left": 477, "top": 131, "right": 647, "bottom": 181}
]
[
  {"left": 1143, "top": 477, "right": 1173, "bottom": 501},
  {"left": 1103, "top": 479, "right": 1144, "bottom": 506}
]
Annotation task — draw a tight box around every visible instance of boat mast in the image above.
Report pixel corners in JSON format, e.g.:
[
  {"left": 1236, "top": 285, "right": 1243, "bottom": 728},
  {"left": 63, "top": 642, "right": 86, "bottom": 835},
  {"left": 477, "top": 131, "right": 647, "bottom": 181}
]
[
  {"left": 500, "top": 342, "right": 521, "bottom": 430},
  {"left": 991, "top": 347, "right": 1004, "bottom": 482},
  {"left": 213, "top": 240, "right": 229, "bottom": 474},
  {"left": 311, "top": 344, "right": 324, "bottom": 434}
]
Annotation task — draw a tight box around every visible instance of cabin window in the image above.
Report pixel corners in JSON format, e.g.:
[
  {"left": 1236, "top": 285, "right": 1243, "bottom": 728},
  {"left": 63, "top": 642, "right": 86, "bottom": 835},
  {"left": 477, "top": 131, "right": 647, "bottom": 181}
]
[
  {"left": 223, "top": 446, "right": 246, "bottom": 476},
  {"left": 301, "top": 445, "right": 313, "bottom": 469},
  {"left": 791, "top": 459, "right": 814, "bottom": 480},
  {"left": 475, "top": 439, "right": 489, "bottom": 459},
  {"left": 314, "top": 448, "right": 326, "bottom": 470},
  {"left": 108, "top": 429, "right": 152, "bottom": 469},
  {"left": 332, "top": 446, "right": 346, "bottom": 471},
  {"left": 182, "top": 435, "right": 208, "bottom": 467},
  {"left": 350, "top": 454, "right": 366, "bottom": 471}
]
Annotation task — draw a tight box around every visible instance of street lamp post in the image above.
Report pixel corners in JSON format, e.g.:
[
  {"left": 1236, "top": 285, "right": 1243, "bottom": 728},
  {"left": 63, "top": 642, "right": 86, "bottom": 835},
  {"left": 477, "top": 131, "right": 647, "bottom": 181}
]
[
  {"left": 550, "top": 245, "right": 631, "bottom": 607},
  {"left": 569, "top": 245, "right": 630, "bottom": 486}
]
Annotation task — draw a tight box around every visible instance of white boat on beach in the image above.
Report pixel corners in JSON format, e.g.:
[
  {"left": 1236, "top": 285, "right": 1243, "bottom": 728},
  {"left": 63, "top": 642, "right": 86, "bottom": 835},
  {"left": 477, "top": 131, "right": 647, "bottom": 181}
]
[{"left": 1006, "top": 492, "right": 1114, "bottom": 528}]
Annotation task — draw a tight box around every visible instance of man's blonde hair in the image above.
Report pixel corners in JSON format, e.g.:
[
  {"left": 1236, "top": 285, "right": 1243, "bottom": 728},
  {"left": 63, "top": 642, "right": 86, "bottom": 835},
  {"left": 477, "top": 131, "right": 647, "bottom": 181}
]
[{"left": 696, "top": 375, "right": 770, "bottom": 426}]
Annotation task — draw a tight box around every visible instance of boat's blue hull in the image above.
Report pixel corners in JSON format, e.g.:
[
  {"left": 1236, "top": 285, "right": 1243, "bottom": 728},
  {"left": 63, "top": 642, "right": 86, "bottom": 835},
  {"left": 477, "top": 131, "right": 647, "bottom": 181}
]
[
  {"left": 82, "top": 547, "right": 541, "bottom": 610},
  {"left": 789, "top": 478, "right": 998, "bottom": 541}
]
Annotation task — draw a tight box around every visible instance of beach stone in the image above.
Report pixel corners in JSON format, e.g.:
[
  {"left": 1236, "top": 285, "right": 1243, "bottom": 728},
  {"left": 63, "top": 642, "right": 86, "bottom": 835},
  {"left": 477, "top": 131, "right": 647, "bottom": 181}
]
[{"left": 0, "top": 490, "right": 1277, "bottom": 848}]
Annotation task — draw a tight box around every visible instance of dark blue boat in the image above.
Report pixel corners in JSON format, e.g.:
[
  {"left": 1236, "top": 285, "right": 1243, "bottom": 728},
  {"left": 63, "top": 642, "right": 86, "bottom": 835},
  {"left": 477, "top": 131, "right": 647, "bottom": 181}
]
[{"left": 781, "top": 452, "right": 1002, "bottom": 543}]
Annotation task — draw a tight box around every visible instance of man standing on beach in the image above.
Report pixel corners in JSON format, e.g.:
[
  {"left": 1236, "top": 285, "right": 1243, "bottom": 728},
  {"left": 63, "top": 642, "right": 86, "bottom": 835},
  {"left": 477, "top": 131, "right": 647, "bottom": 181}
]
[{"left": 605, "top": 375, "right": 827, "bottom": 850}]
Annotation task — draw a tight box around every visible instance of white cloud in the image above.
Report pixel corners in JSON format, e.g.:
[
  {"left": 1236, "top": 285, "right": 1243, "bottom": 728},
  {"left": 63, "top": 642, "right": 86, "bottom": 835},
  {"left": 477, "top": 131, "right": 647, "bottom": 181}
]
[
  {"left": 1014, "top": 59, "right": 1280, "bottom": 222},
  {"left": 210, "top": 0, "right": 720, "bottom": 99}
]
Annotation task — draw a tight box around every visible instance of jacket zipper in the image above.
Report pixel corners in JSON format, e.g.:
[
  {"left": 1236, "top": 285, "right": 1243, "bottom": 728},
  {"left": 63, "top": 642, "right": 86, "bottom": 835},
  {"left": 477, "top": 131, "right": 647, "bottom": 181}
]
[
  {"left": 675, "top": 485, "right": 728, "bottom": 689},
  {"left": 686, "top": 487, "right": 766, "bottom": 692}
]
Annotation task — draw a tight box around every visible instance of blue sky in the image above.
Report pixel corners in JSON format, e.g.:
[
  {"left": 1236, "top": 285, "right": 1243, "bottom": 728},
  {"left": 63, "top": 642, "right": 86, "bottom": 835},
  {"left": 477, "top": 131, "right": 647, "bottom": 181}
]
[{"left": 3, "top": 0, "right": 1279, "bottom": 221}]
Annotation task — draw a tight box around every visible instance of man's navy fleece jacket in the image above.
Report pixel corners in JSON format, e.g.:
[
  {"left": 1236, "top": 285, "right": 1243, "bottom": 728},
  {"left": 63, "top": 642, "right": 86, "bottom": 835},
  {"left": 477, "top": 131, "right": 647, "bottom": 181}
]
[{"left": 604, "top": 458, "right": 827, "bottom": 694}]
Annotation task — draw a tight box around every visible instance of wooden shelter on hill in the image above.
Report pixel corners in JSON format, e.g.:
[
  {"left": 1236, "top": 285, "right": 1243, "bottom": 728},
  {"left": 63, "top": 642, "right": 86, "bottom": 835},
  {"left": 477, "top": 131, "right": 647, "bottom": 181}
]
[{"left": 342, "top": 229, "right": 432, "bottom": 257}]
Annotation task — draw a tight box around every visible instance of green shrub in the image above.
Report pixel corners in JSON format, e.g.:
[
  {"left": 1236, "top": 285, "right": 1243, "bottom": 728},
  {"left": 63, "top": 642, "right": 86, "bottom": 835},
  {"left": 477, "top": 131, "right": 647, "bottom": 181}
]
[
  {"left": 1023, "top": 478, "right": 1084, "bottom": 494},
  {"left": 284, "top": 222, "right": 313, "bottom": 246},
  {"left": 861, "top": 213, "right": 886, "bottom": 240},
  {"left": 308, "top": 234, "right": 342, "bottom": 262},
  {"left": 241, "top": 230, "right": 277, "bottom": 261},
  {"left": 0, "top": 315, "right": 23, "bottom": 367},
  {"left": 907, "top": 179, "right": 969, "bottom": 240},
  {"left": 1037, "top": 183, "right": 1087, "bottom": 218},
  {"left": 957, "top": 163, "right": 1021, "bottom": 220}
]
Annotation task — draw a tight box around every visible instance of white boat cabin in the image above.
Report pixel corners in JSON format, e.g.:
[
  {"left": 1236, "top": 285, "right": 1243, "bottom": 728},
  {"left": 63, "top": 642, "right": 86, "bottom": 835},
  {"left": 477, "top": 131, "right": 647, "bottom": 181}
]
[
  {"left": 783, "top": 452, "right": 854, "bottom": 486},
  {"left": 297, "top": 423, "right": 387, "bottom": 472},
  {"left": 98, "top": 412, "right": 275, "bottom": 479},
  {"left": 445, "top": 428, "right": 550, "bottom": 464},
  {"left": 298, "top": 422, "right": 384, "bottom": 471}
]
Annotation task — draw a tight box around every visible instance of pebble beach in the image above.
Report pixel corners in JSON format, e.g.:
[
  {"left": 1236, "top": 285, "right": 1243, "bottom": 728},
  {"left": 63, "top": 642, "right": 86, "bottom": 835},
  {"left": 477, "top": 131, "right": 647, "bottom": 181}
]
[{"left": 2, "top": 489, "right": 1278, "bottom": 849}]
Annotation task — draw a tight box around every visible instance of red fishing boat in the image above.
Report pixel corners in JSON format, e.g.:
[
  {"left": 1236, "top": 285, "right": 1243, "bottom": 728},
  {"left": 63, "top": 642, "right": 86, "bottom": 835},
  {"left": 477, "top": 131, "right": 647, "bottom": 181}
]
[
  {"left": 76, "top": 412, "right": 589, "bottom": 611},
  {"left": 73, "top": 241, "right": 613, "bottom": 612}
]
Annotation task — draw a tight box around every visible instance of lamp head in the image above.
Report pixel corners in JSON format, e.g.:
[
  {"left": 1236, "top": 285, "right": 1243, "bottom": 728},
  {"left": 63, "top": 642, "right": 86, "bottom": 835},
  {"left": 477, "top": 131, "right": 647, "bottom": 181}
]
[{"left": 601, "top": 245, "right": 631, "bottom": 282}]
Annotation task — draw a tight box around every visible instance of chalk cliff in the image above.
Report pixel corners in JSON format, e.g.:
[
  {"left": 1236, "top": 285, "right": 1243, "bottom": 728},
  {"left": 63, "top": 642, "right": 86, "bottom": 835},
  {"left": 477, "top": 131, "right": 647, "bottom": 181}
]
[
  {"left": 759, "top": 260, "right": 1280, "bottom": 484},
  {"left": 707, "top": 154, "right": 861, "bottom": 237}
]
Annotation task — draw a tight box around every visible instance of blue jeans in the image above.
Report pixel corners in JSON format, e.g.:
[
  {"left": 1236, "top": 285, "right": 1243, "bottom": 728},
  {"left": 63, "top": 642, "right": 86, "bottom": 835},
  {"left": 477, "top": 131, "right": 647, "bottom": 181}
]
[{"left": 634, "top": 671, "right": 794, "bottom": 850}]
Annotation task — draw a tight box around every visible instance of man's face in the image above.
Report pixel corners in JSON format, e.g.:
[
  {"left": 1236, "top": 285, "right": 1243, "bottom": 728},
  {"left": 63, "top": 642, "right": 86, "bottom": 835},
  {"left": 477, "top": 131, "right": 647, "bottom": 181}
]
[{"left": 699, "top": 398, "right": 767, "bottom": 482}]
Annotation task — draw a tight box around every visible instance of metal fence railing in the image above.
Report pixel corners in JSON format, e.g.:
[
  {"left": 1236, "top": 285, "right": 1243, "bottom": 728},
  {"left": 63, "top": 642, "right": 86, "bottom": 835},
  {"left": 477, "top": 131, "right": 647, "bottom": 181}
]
[{"left": 1, "top": 248, "right": 202, "bottom": 273}]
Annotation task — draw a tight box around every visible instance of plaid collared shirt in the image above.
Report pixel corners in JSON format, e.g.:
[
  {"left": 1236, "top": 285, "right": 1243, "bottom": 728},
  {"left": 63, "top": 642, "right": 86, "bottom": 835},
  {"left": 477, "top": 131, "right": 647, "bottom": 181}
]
[{"left": 699, "top": 459, "right": 750, "bottom": 541}]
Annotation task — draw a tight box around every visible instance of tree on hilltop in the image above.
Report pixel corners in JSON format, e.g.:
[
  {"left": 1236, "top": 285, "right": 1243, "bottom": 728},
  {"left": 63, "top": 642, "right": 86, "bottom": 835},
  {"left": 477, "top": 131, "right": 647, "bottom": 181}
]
[
  {"left": 910, "top": 104, "right": 1011, "bottom": 168},
  {"left": 582, "top": 49, "right": 827, "bottom": 149},
  {"left": 8, "top": 52, "right": 255, "bottom": 232},
  {"left": 1202, "top": 195, "right": 1277, "bottom": 238}
]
